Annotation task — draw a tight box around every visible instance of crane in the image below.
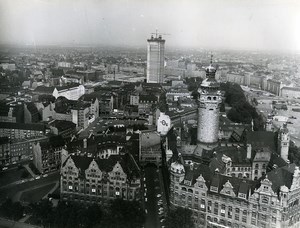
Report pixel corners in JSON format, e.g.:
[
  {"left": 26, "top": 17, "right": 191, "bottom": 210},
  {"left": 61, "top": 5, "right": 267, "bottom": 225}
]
[{"left": 150, "top": 29, "right": 171, "bottom": 38}]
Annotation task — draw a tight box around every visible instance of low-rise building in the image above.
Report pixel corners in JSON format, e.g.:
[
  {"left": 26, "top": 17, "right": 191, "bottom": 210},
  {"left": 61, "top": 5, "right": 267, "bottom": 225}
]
[
  {"left": 139, "top": 130, "right": 162, "bottom": 166},
  {"left": 281, "top": 87, "right": 300, "bottom": 99},
  {"left": 49, "top": 120, "right": 76, "bottom": 138},
  {"left": 32, "top": 136, "right": 66, "bottom": 173},
  {"left": 0, "top": 137, "right": 10, "bottom": 165},
  {"left": 0, "top": 122, "right": 47, "bottom": 139},
  {"left": 9, "top": 137, "right": 48, "bottom": 163}
]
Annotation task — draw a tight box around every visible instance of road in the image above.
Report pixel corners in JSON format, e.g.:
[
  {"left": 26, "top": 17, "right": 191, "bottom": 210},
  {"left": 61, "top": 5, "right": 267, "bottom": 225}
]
[
  {"left": 0, "top": 171, "right": 60, "bottom": 203},
  {"left": 144, "top": 165, "right": 166, "bottom": 228}
]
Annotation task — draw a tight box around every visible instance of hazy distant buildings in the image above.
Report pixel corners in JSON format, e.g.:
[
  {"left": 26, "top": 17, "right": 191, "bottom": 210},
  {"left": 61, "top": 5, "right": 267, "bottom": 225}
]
[
  {"left": 146, "top": 35, "right": 165, "bottom": 84},
  {"left": 280, "top": 86, "right": 300, "bottom": 99}
]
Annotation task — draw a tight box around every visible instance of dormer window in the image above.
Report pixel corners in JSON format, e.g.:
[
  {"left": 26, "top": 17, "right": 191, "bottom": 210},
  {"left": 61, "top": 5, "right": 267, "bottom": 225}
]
[
  {"left": 238, "top": 193, "right": 246, "bottom": 199},
  {"left": 210, "top": 186, "right": 218, "bottom": 193},
  {"left": 184, "top": 180, "right": 191, "bottom": 186}
]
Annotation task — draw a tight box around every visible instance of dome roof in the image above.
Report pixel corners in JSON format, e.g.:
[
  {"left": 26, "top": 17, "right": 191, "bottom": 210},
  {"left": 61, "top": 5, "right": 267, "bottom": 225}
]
[
  {"left": 206, "top": 64, "right": 216, "bottom": 73},
  {"left": 280, "top": 185, "right": 289, "bottom": 192},
  {"left": 171, "top": 161, "right": 185, "bottom": 174},
  {"left": 200, "top": 78, "right": 220, "bottom": 88}
]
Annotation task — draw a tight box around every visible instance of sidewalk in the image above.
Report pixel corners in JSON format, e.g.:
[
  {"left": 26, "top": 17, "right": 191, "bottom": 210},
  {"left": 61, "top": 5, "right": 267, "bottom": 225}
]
[
  {"left": 18, "top": 214, "right": 31, "bottom": 223},
  {"left": 0, "top": 217, "right": 40, "bottom": 228},
  {"left": 23, "top": 164, "right": 37, "bottom": 178},
  {"left": 42, "top": 181, "right": 59, "bottom": 199}
]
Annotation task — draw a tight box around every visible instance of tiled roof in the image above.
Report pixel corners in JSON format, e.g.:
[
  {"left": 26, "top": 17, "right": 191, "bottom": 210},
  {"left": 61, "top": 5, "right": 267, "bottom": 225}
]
[
  {"left": 140, "top": 130, "right": 160, "bottom": 148},
  {"left": 49, "top": 120, "right": 76, "bottom": 131},
  {"left": 246, "top": 131, "right": 276, "bottom": 151},
  {"left": 26, "top": 102, "right": 39, "bottom": 115},
  {"left": 264, "top": 163, "right": 296, "bottom": 194},
  {"left": 67, "top": 135, "right": 126, "bottom": 155},
  {"left": 80, "top": 94, "right": 98, "bottom": 102},
  {"left": 34, "top": 86, "right": 55, "bottom": 94},
  {"left": 56, "top": 83, "right": 81, "bottom": 91},
  {"left": 69, "top": 153, "right": 140, "bottom": 180},
  {"left": 0, "top": 122, "right": 46, "bottom": 131},
  {"left": 183, "top": 164, "right": 257, "bottom": 198}
]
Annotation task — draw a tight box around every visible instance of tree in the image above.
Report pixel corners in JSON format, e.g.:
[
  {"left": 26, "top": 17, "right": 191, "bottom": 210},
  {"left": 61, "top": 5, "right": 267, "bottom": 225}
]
[
  {"left": 31, "top": 199, "right": 53, "bottom": 227},
  {"left": 103, "top": 199, "right": 145, "bottom": 228},
  {"left": 0, "top": 198, "right": 24, "bottom": 221},
  {"left": 164, "top": 207, "right": 194, "bottom": 228},
  {"left": 289, "top": 144, "right": 300, "bottom": 166}
]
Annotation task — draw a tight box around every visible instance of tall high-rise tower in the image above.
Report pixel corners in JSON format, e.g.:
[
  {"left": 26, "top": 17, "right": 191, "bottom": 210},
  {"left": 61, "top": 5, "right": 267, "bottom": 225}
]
[
  {"left": 278, "top": 123, "right": 290, "bottom": 161},
  {"left": 146, "top": 34, "right": 165, "bottom": 84},
  {"left": 197, "top": 58, "right": 222, "bottom": 147}
]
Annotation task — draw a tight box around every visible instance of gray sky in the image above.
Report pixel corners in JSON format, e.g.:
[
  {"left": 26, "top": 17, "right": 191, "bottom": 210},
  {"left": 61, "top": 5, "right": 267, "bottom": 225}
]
[{"left": 0, "top": 0, "right": 300, "bottom": 51}]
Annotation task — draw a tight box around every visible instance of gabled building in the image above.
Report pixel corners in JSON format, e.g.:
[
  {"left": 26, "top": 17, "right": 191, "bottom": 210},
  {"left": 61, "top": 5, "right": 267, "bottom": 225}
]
[
  {"left": 60, "top": 153, "right": 141, "bottom": 203},
  {"left": 168, "top": 61, "right": 296, "bottom": 228}
]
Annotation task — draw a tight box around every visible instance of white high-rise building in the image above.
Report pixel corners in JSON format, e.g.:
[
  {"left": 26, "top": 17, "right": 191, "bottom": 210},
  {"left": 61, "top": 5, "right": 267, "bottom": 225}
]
[{"left": 146, "top": 35, "right": 165, "bottom": 84}]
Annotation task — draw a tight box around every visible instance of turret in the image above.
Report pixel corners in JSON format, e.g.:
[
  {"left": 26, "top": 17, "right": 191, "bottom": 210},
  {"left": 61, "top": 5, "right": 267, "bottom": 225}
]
[
  {"left": 197, "top": 57, "right": 222, "bottom": 148},
  {"left": 169, "top": 153, "right": 185, "bottom": 203},
  {"left": 278, "top": 123, "right": 290, "bottom": 162},
  {"left": 170, "top": 153, "right": 185, "bottom": 184}
]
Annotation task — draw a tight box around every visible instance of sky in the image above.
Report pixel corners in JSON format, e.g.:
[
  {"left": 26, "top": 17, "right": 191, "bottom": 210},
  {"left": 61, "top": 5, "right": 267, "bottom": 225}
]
[{"left": 0, "top": 0, "right": 300, "bottom": 52}]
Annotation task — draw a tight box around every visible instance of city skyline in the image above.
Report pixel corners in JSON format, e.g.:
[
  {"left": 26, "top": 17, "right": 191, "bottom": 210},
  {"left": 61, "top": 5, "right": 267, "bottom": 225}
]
[{"left": 0, "top": 0, "right": 300, "bottom": 52}]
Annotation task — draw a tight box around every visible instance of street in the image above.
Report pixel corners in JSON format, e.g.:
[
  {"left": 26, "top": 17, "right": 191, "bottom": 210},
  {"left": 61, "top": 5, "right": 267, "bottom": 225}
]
[
  {"left": 0, "top": 171, "right": 60, "bottom": 203},
  {"left": 143, "top": 164, "right": 166, "bottom": 228}
]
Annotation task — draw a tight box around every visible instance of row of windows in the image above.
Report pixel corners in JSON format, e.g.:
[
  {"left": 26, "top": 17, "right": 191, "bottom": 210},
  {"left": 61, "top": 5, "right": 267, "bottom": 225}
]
[
  {"left": 231, "top": 167, "right": 251, "bottom": 172},
  {"left": 254, "top": 163, "right": 267, "bottom": 169}
]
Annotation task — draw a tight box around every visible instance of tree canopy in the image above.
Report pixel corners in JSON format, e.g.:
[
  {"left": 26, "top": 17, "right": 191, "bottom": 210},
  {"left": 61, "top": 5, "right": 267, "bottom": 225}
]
[
  {"left": 0, "top": 198, "right": 24, "bottom": 221},
  {"left": 221, "top": 82, "right": 265, "bottom": 130},
  {"left": 164, "top": 207, "right": 194, "bottom": 228},
  {"left": 29, "top": 199, "right": 144, "bottom": 228}
]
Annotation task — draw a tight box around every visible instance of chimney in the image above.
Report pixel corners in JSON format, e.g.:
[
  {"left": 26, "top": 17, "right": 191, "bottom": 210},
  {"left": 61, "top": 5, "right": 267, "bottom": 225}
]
[
  {"left": 246, "top": 144, "right": 252, "bottom": 159},
  {"left": 83, "top": 138, "right": 87, "bottom": 149},
  {"left": 190, "top": 162, "right": 194, "bottom": 171}
]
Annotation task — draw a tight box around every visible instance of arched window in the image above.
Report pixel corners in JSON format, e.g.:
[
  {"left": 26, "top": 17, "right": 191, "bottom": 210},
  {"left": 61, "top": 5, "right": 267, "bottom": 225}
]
[
  {"left": 262, "top": 197, "right": 269, "bottom": 204},
  {"left": 255, "top": 164, "right": 259, "bottom": 169},
  {"left": 262, "top": 164, "right": 266, "bottom": 169}
]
